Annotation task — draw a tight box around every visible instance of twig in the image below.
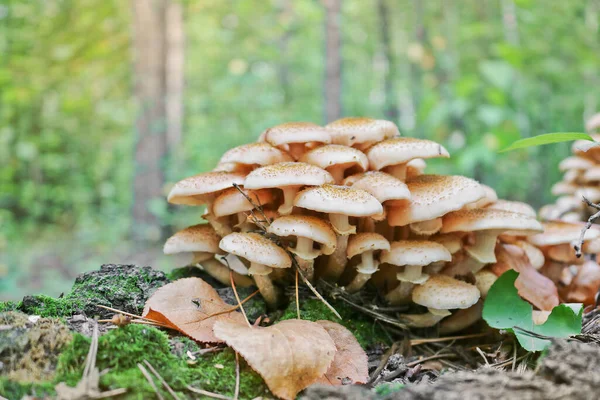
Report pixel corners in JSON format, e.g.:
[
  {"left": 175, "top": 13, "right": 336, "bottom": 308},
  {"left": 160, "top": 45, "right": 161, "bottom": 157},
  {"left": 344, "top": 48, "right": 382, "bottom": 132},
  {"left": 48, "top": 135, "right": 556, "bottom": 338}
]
[
  {"left": 232, "top": 183, "right": 270, "bottom": 230},
  {"left": 137, "top": 363, "right": 164, "bottom": 400},
  {"left": 143, "top": 360, "right": 180, "bottom": 400},
  {"left": 406, "top": 353, "right": 457, "bottom": 367},
  {"left": 368, "top": 342, "right": 399, "bottom": 385},
  {"left": 512, "top": 341, "right": 518, "bottom": 372},
  {"left": 292, "top": 259, "right": 341, "bottom": 320},
  {"left": 475, "top": 347, "right": 490, "bottom": 367},
  {"left": 186, "top": 385, "right": 233, "bottom": 400},
  {"left": 234, "top": 352, "right": 240, "bottom": 400},
  {"left": 95, "top": 305, "right": 165, "bottom": 325},
  {"left": 230, "top": 271, "right": 251, "bottom": 327},
  {"left": 574, "top": 196, "right": 600, "bottom": 258},
  {"left": 201, "top": 290, "right": 260, "bottom": 321},
  {"left": 410, "top": 332, "right": 489, "bottom": 346},
  {"left": 295, "top": 268, "right": 300, "bottom": 319},
  {"left": 490, "top": 354, "right": 528, "bottom": 368}
]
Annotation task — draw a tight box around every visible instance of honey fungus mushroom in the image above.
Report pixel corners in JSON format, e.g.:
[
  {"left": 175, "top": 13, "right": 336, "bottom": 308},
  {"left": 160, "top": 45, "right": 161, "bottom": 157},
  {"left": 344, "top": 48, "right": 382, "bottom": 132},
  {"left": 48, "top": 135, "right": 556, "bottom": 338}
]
[
  {"left": 244, "top": 162, "right": 334, "bottom": 215},
  {"left": 344, "top": 233, "right": 390, "bottom": 293},
  {"left": 167, "top": 171, "right": 246, "bottom": 209},
  {"left": 325, "top": 117, "right": 399, "bottom": 150},
  {"left": 266, "top": 215, "right": 336, "bottom": 281},
  {"left": 262, "top": 122, "right": 332, "bottom": 160},
  {"left": 300, "top": 144, "right": 369, "bottom": 184},
  {"left": 218, "top": 142, "right": 293, "bottom": 171},
  {"left": 219, "top": 232, "right": 292, "bottom": 307},
  {"left": 211, "top": 187, "right": 276, "bottom": 233}
]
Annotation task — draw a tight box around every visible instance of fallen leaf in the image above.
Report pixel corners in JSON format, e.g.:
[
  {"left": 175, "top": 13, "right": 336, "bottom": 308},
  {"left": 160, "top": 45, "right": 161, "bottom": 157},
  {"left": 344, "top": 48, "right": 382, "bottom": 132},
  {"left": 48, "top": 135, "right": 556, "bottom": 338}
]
[
  {"left": 213, "top": 319, "right": 336, "bottom": 400},
  {"left": 142, "top": 278, "right": 246, "bottom": 343},
  {"left": 313, "top": 320, "right": 368, "bottom": 385}
]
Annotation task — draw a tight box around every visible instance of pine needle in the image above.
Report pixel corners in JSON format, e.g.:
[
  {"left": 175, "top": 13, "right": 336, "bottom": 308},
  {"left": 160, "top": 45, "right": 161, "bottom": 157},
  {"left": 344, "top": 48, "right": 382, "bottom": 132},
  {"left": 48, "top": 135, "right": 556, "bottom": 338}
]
[
  {"left": 186, "top": 385, "right": 233, "bottom": 400},
  {"left": 230, "top": 271, "right": 251, "bottom": 327},
  {"left": 143, "top": 360, "right": 180, "bottom": 400},
  {"left": 295, "top": 268, "right": 300, "bottom": 319},
  {"left": 234, "top": 352, "right": 241, "bottom": 400},
  {"left": 137, "top": 363, "right": 164, "bottom": 400}
]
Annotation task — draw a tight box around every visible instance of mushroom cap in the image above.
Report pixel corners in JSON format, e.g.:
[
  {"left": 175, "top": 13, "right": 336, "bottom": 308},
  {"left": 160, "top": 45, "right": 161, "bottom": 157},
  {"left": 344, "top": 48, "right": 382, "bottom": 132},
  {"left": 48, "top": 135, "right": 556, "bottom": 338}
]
[
  {"left": 572, "top": 133, "right": 600, "bottom": 155},
  {"left": 558, "top": 156, "right": 594, "bottom": 171},
  {"left": 551, "top": 181, "right": 578, "bottom": 196},
  {"left": 349, "top": 171, "right": 411, "bottom": 204},
  {"left": 212, "top": 188, "right": 275, "bottom": 217},
  {"left": 583, "top": 166, "right": 600, "bottom": 183},
  {"left": 219, "top": 142, "right": 293, "bottom": 166},
  {"left": 485, "top": 199, "right": 537, "bottom": 218},
  {"left": 412, "top": 275, "right": 481, "bottom": 310},
  {"left": 267, "top": 215, "right": 336, "bottom": 255},
  {"left": 300, "top": 144, "right": 369, "bottom": 171},
  {"left": 586, "top": 114, "right": 600, "bottom": 132},
  {"left": 244, "top": 162, "right": 334, "bottom": 189},
  {"left": 366, "top": 138, "right": 450, "bottom": 170},
  {"left": 576, "top": 187, "right": 600, "bottom": 203},
  {"left": 387, "top": 175, "right": 486, "bottom": 226},
  {"left": 381, "top": 240, "right": 452, "bottom": 267},
  {"left": 406, "top": 158, "right": 427, "bottom": 177},
  {"left": 294, "top": 184, "right": 383, "bottom": 217},
  {"left": 163, "top": 224, "right": 221, "bottom": 255},
  {"left": 431, "top": 233, "right": 463, "bottom": 254},
  {"left": 325, "top": 117, "right": 399, "bottom": 147},
  {"left": 263, "top": 122, "right": 332, "bottom": 147},
  {"left": 347, "top": 233, "right": 390, "bottom": 259},
  {"left": 466, "top": 185, "right": 498, "bottom": 209},
  {"left": 528, "top": 221, "right": 600, "bottom": 246},
  {"left": 513, "top": 240, "right": 545, "bottom": 269},
  {"left": 167, "top": 172, "right": 246, "bottom": 205},
  {"left": 474, "top": 270, "right": 497, "bottom": 298},
  {"left": 219, "top": 232, "right": 291, "bottom": 269},
  {"left": 441, "top": 208, "right": 543, "bottom": 235},
  {"left": 563, "top": 169, "right": 581, "bottom": 183}
]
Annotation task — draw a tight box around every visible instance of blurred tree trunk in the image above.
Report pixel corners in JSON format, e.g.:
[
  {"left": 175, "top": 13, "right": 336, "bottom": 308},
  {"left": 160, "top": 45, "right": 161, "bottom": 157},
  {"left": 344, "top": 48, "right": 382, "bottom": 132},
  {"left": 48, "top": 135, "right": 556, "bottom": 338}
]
[
  {"left": 323, "top": 0, "right": 342, "bottom": 123},
  {"left": 377, "top": 0, "right": 398, "bottom": 121},
  {"left": 278, "top": 0, "right": 294, "bottom": 106},
  {"left": 410, "top": 0, "right": 425, "bottom": 137},
  {"left": 132, "top": 0, "right": 183, "bottom": 242}
]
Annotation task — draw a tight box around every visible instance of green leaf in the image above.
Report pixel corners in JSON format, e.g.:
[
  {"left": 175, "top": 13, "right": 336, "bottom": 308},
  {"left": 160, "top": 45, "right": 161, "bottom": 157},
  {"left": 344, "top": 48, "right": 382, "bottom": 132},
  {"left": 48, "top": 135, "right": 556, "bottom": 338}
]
[
  {"left": 483, "top": 270, "right": 583, "bottom": 351},
  {"left": 499, "top": 132, "right": 595, "bottom": 152}
]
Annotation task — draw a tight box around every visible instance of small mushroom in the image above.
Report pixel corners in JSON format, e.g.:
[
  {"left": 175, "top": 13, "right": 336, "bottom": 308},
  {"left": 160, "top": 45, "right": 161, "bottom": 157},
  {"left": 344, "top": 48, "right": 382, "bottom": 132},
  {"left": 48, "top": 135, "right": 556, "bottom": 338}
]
[
  {"left": 218, "top": 142, "right": 293, "bottom": 170},
  {"left": 167, "top": 171, "right": 246, "bottom": 209},
  {"left": 219, "top": 232, "right": 292, "bottom": 307},
  {"left": 300, "top": 144, "right": 369, "bottom": 183},
  {"left": 262, "top": 122, "right": 332, "bottom": 160},
  {"left": 212, "top": 188, "right": 275, "bottom": 232},
  {"left": 344, "top": 233, "right": 390, "bottom": 292},
  {"left": 466, "top": 185, "right": 498, "bottom": 209},
  {"left": 474, "top": 269, "right": 497, "bottom": 298},
  {"left": 325, "top": 117, "right": 399, "bottom": 151}
]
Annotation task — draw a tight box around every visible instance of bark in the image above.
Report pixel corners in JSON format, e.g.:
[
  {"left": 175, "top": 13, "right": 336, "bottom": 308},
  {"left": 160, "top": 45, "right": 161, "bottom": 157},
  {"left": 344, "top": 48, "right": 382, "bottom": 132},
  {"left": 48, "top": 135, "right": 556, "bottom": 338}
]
[{"left": 323, "top": 0, "right": 342, "bottom": 123}]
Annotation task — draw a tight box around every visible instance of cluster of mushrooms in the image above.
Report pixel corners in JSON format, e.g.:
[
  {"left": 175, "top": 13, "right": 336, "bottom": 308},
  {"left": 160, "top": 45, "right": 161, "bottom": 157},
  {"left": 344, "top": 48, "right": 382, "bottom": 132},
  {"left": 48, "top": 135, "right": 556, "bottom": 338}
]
[{"left": 161, "top": 117, "right": 599, "bottom": 333}]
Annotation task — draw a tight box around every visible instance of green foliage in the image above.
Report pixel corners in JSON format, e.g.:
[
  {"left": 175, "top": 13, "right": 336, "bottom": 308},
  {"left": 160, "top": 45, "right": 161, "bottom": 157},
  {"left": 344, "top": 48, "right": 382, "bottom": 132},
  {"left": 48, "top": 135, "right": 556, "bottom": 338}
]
[
  {"left": 0, "top": 378, "right": 56, "bottom": 399},
  {"left": 18, "top": 295, "right": 81, "bottom": 318},
  {"left": 0, "top": 301, "right": 20, "bottom": 313},
  {"left": 500, "top": 132, "right": 594, "bottom": 152},
  {"left": 482, "top": 270, "right": 583, "bottom": 351},
  {"left": 280, "top": 298, "right": 390, "bottom": 348}
]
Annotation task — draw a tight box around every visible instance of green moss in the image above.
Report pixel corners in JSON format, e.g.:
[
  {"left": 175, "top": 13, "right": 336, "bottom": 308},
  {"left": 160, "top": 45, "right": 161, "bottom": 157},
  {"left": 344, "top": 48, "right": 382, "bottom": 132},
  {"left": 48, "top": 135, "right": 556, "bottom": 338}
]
[
  {"left": 0, "top": 377, "right": 55, "bottom": 399},
  {"left": 167, "top": 266, "right": 206, "bottom": 281},
  {"left": 280, "top": 299, "right": 390, "bottom": 348},
  {"left": 374, "top": 382, "right": 405, "bottom": 396},
  {"left": 18, "top": 295, "right": 82, "bottom": 318},
  {"left": 54, "top": 324, "right": 269, "bottom": 399},
  {"left": 0, "top": 301, "right": 20, "bottom": 313}
]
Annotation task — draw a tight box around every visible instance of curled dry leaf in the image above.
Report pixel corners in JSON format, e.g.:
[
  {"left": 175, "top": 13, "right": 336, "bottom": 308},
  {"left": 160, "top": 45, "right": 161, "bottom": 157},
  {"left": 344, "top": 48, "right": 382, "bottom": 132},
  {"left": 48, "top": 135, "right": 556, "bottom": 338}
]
[
  {"left": 566, "top": 260, "right": 600, "bottom": 305},
  {"left": 313, "top": 320, "right": 368, "bottom": 386},
  {"left": 142, "top": 277, "right": 246, "bottom": 343},
  {"left": 213, "top": 319, "right": 336, "bottom": 400}
]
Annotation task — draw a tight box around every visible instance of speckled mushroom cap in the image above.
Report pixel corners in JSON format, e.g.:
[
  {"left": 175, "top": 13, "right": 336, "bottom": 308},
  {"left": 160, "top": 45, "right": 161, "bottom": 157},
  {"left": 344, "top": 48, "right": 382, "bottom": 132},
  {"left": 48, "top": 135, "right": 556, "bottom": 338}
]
[
  {"left": 163, "top": 224, "right": 222, "bottom": 255},
  {"left": 244, "top": 162, "right": 334, "bottom": 189},
  {"left": 467, "top": 185, "right": 498, "bottom": 209},
  {"left": 441, "top": 209, "right": 543, "bottom": 235},
  {"left": 167, "top": 171, "right": 246, "bottom": 205},
  {"left": 558, "top": 156, "right": 594, "bottom": 171},
  {"left": 294, "top": 184, "right": 383, "bottom": 217},
  {"left": 347, "top": 233, "right": 390, "bottom": 259},
  {"left": 387, "top": 175, "right": 485, "bottom": 226},
  {"left": 572, "top": 133, "right": 600, "bottom": 156},
  {"left": 528, "top": 221, "right": 600, "bottom": 246},
  {"left": 267, "top": 215, "right": 337, "bottom": 255},
  {"left": 300, "top": 144, "right": 369, "bottom": 171},
  {"left": 485, "top": 199, "right": 537, "bottom": 218},
  {"left": 583, "top": 166, "right": 600, "bottom": 183},
  {"left": 263, "top": 122, "right": 332, "bottom": 147},
  {"left": 325, "top": 117, "right": 399, "bottom": 148},
  {"left": 212, "top": 188, "right": 275, "bottom": 217},
  {"left": 219, "top": 142, "right": 293, "bottom": 166},
  {"left": 381, "top": 240, "right": 452, "bottom": 266},
  {"left": 412, "top": 275, "right": 480, "bottom": 310},
  {"left": 219, "top": 232, "right": 291, "bottom": 269},
  {"left": 577, "top": 187, "right": 600, "bottom": 203},
  {"left": 349, "top": 171, "right": 411, "bottom": 205},
  {"left": 366, "top": 138, "right": 450, "bottom": 170}
]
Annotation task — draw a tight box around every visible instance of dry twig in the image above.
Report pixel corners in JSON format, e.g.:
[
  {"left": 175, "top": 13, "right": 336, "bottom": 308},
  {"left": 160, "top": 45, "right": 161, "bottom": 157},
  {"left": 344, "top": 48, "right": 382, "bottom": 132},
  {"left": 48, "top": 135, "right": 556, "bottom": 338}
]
[
  {"left": 230, "top": 271, "right": 251, "bottom": 327},
  {"left": 234, "top": 352, "right": 241, "bottom": 400},
  {"left": 143, "top": 360, "right": 180, "bottom": 400},
  {"left": 137, "top": 363, "right": 164, "bottom": 400},
  {"left": 574, "top": 196, "right": 600, "bottom": 258},
  {"left": 186, "top": 385, "right": 233, "bottom": 400}
]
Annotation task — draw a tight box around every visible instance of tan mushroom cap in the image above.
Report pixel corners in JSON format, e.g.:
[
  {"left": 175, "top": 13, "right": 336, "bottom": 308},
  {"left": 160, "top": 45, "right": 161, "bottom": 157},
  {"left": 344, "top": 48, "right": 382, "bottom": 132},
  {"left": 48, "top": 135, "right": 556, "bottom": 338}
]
[
  {"left": 366, "top": 138, "right": 450, "bottom": 171},
  {"left": 387, "top": 175, "right": 486, "bottom": 226},
  {"left": 381, "top": 240, "right": 452, "bottom": 266},
  {"left": 466, "top": 185, "right": 498, "bottom": 209},
  {"left": 163, "top": 224, "right": 222, "bottom": 255},
  {"left": 244, "top": 162, "right": 334, "bottom": 189},
  {"left": 558, "top": 156, "right": 594, "bottom": 171},
  {"left": 485, "top": 199, "right": 537, "bottom": 218},
  {"left": 577, "top": 187, "right": 600, "bottom": 203},
  {"left": 325, "top": 117, "right": 399, "bottom": 148},
  {"left": 406, "top": 158, "right": 427, "bottom": 178},
  {"left": 219, "top": 232, "right": 291, "bottom": 269},
  {"left": 551, "top": 181, "right": 578, "bottom": 196},
  {"left": 528, "top": 221, "right": 600, "bottom": 246},
  {"left": 583, "top": 166, "right": 600, "bottom": 183},
  {"left": 563, "top": 169, "right": 581, "bottom": 183},
  {"left": 167, "top": 171, "right": 246, "bottom": 205},
  {"left": 349, "top": 171, "right": 411, "bottom": 205},
  {"left": 267, "top": 215, "right": 337, "bottom": 257},
  {"left": 347, "top": 233, "right": 390, "bottom": 259},
  {"left": 294, "top": 184, "right": 383, "bottom": 217},
  {"left": 219, "top": 142, "right": 293, "bottom": 166},
  {"left": 513, "top": 240, "right": 545, "bottom": 269},
  {"left": 441, "top": 209, "right": 543, "bottom": 235},
  {"left": 212, "top": 188, "right": 275, "bottom": 218},
  {"left": 412, "top": 274, "right": 480, "bottom": 310},
  {"left": 300, "top": 144, "right": 368, "bottom": 177},
  {"left": 572, "top": 133, "right": 600, "bottom": 156},
  {"left": 586, "top": 114, "right": 600, "bottom": 132},
  {"left": 263, "top": 122, "right": 332, "bottom": 147}
]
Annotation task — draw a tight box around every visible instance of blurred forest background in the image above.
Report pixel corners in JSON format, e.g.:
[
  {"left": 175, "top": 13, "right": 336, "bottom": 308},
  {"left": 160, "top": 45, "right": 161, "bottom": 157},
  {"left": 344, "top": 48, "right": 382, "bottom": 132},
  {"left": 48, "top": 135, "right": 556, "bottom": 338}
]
[{"left": 1, "top": 0, "right": 599, "bottom": 300}]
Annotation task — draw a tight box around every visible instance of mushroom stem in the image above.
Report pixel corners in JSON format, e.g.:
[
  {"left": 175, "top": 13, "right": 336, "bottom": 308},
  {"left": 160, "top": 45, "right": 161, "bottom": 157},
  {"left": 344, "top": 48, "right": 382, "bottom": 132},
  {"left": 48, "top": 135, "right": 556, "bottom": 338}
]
[
  {"left": 345, "top": 251, "right": 378, "bottom": 292},
  {"left": 439, "top": 301, "right": 483, "bottom": 334},
  {"left": 279, "top": 186, "right": 300, "bottom": 215},
  {"left": 295, "top": 237, "right": 318, "bottom": 260},
  {"left": 199, "top": 259, "right": 253, "bottom": 287},
  {"left": 323, "top": 234, "right": 350, "bottom": 281},
  {"left": 385, "top": 164, "right": 407, "bottom": 180},
  {"left": 252, "top": 274, "right": 280, "bottom": 308},
  {"left": 402, "top": 265, "right": 423, "bottom": 282},
  {"left": 287, "top": 143, "right": 305, "bottom": 160},
  {"left": 385, "top": 281, "right": 415, "bottom": 305},
  {"left": 400, "top": 308, "right": 451, "bottom": 328},
  {"left": 465, "top": 231, "right": 501, "bottom": 264},
  {"left": 327, "top": 167, "right": 346, "bottom": 184},
  {"left": 295, "top": 258, "right": 314, "bottom": 282},
  {"left": 204, "top": 213, "right": 233, "bottom": 237},
  {"left": 329, "top": 213, "right": 356, "bottom": 235},
  {"left": 345, "top": 272, "right": 371, "bottom": 293}
]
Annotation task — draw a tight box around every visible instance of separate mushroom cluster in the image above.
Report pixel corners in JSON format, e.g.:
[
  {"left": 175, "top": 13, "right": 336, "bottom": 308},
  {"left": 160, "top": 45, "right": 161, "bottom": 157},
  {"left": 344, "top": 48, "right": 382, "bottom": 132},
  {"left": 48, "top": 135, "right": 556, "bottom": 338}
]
[
  {"left": 540, "top": 115, "right": 600, "bottom": 222},
  {"left": 163, "top": 117, "right": 548, "bottom": 332}
]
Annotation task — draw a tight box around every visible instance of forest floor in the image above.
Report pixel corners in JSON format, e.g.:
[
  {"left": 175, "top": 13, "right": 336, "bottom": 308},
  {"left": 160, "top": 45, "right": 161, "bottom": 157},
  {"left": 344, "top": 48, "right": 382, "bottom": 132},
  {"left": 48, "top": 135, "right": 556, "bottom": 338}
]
[{"left": 2, "top": 264, "right": 600, "bottom": 400}]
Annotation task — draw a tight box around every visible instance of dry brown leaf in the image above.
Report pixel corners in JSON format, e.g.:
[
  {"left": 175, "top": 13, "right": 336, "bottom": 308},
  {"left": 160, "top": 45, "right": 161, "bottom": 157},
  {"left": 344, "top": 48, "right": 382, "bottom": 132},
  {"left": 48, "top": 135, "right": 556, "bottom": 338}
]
[
  {"left": 313, "top": 320, "right": 368, "bottom": 385},
  {"left": 142, "top": 277, "right": 246, "bottom": 343},
  {"left": 213, "top": 319, "right": 336, "bottom": 400}
]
